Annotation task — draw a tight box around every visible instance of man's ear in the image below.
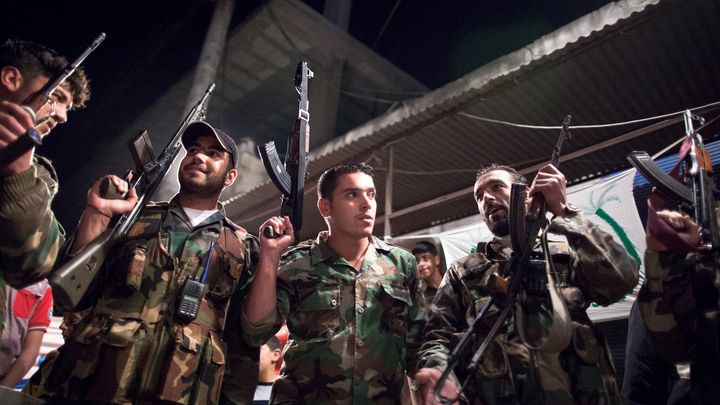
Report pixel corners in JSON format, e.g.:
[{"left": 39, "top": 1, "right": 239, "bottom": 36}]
[
  {"left": 271, "top": 349, "right": 281, "bottom": 363},
  {"left": 318, "top": 197, "right": 331, "bottom": 218},
  {"left": 224, "top": 168, "right": 238, "bottom": 187},
  {"left": 434, "top": 255, "right": 441, "bottom": 267},
  {"left": 0, "top": 66, "right": 23, "bottom": 92}
]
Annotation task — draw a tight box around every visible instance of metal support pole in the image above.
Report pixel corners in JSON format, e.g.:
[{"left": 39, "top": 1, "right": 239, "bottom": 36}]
[
  {"left": 155, "top": 0, "right": 235, "bottom": 201},
  {"left": 183, "top": 0, "right": 235, "bottom": 115},
  {"left": 383, "top": 145, "right": 394, "bottom": 242}
]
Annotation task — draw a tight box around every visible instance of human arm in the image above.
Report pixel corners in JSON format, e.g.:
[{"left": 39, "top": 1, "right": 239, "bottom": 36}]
[
  {"left": 0, "top": 157, "right": 64, "bottom": 287},
  {"left": 0, "top": 329, "right": 44, "bottom": 388},
  {"left": 646, "top": 210, "right": 701, "bottom": 252},
  {"left": 415, "top": 265, "right": 468, "bottom": 404},
  {"left": 530, "top": 164, "right": 639, "bottom": 304},
  {"left": 527, "top": 164, "right": 568, "bottom": 217},
  {"left": 415, "top": 368, "right": 460, "bottom": 405},
  {"left": 636, "top": 209, "right": 713, "bottom": 362},
  {"left": 0, "top": 285, "right": 52, "bottom": 388},
  {"left": 69, "top": 174, "right": 138, "bottom": 254},
  {"left": 241, "top": 216, "right": 294, "bottom": 345},
  {"left": 404, "top": 254, "right": 427, "bottom": 375},
  {"left": 549, "top": 210, "right": 639, "bottom": 306},
  {"left": 0, "top": 100, "right": 36, "bottom": 176}
]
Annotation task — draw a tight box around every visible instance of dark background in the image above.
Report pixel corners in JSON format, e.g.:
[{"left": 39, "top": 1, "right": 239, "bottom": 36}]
[{"left": 1, "top": 0, "right": 610, "bottom": 228}]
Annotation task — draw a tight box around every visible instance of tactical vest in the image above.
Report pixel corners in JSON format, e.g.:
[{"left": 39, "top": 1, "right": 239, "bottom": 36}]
[
  {"left": 470, "top": 235, "right": 617, "bottom": 402},
  {"left": 45, "top": 204, "right": 251, "bottom": 405}
]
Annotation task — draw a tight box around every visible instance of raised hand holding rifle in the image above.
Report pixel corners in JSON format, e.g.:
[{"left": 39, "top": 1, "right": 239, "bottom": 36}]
[
  {"left": 628, "top": 110, "right": 719, "bottom": 253},
  {"left": 0, "top": 33, "right": 105, "bottom": 170},
  {"left": 49, "top": 84, "right": 215, "bottom": 310},
  {"left": 429, "top": 116, "right": 573, "bottom": 404},
  {"left": 627, "top": 110, "right": 720, "bottom": 402},
  {"left": 258, "top": 61, "right": 313, "bottom": 241}
]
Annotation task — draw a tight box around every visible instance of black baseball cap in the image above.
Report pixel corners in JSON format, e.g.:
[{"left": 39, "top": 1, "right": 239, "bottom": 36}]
[{"left": 181, "top": 121, "right": 238, "bottom": 169}]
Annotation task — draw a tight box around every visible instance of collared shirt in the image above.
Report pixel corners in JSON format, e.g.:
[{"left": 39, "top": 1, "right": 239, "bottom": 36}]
[
  {"left": 243, "top": 232, "right": 426, "bottom": 404},
  {"left": 419, "top": 280, "right": 438, "bottom": 311}
]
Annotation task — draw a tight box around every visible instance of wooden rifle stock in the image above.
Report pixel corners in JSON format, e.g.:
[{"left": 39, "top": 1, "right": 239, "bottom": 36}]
[{"left": 49, "top": 84, "right": 215, "bottom": 310}]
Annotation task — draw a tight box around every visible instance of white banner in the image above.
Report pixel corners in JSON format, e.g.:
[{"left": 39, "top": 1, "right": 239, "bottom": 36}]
[{"left": 435, "top": 169, "right": 645, "bottom": 322}]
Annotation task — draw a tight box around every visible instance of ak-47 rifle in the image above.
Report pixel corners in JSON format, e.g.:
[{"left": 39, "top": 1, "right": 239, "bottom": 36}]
[
  {"left": 257, "top": 61, "right": 313, "bottom": 240},
  {"left": 0, "top": 33, "right": 106, "bottom": 167},
  {"left": 627, "top": 110, "right": 720, "bottom": 401},
  {"left": 628, "top": 110, "right": 719, "bottom": 250},
  {"left": 434, "top": 115, "right": 572, "bottom": 404},
  {"left": 49, "top": 84, "right": 216, "bottom": 310}
]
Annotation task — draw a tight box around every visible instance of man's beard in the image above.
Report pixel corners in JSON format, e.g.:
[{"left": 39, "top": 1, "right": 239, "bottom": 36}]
[
  {"left": 485, "top": 202, "right": 510, "bottom": 237},
  {"left": 179, "top": 167, "right": 226, "bottom": 197}
]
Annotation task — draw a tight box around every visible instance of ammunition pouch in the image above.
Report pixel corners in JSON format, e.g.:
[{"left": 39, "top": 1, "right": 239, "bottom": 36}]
[
  {"left": 45, "top": 317, "right": 148, "bottom": 402},
  {"left": 515, "top": 258, "right": 572, "bottom": 353},
  {"left": 157, "top": 325, "right": 226, "bottom": 404}
]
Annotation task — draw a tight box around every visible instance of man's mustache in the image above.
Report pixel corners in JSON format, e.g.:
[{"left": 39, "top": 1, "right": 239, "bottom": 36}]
[
  {"left": 485, "top": 202, "right": 507, "bottom": 218},
  {"left": 184, "top": 164, "right": 207, "bottom": 173}
]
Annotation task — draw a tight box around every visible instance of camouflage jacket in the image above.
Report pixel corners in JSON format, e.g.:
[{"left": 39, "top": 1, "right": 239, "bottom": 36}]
[
  {"left": 243, "top": 232, "right": 427, "bottom": 404},
  {"left": 637, "top": 235, "right": 720, "bottom": 402},
  {"left": 418, "top": 212, "right": 639, "bottom": 405},
  {"left": 0, "top": 156, "right": 64, "bottom": 340},
  {"left": 419, "top": 281, "right": 438, "bottom": 312},
  {"left": 637, "top": 250, "right": 711, "bottom": 363},
  {"left": 43, "top": 197, "right": 258, "bottom": 405}
]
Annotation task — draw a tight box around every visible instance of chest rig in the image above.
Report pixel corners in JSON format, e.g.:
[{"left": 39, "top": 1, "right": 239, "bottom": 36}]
[{"left": 52, "top": 203, "right": 251, "bottom": 404}]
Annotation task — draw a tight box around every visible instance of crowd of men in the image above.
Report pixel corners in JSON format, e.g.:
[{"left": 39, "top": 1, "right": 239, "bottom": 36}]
[{"left": 0, "top": 38, "right": 717, "bottom": 405}]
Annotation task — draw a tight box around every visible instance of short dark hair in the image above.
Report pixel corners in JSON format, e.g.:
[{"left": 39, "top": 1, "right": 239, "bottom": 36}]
[
  {"left": 266, "top": 335, "right": 282, "bottom": 351},
  {"left": 317, "top": 163, "right": 374, "bottom": 199},
  {"left": 0, "top": 39, "right": 91, "bottom": 109},
  {"left": 412, "top": 241, "right": 437, "bottom": 257},
  {"left": 476, "top": 164, "right": 527, "bottom": 185}
]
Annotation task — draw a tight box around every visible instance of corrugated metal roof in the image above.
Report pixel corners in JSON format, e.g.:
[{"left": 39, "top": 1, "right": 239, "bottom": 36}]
[
  {"left": 67, "top": 0, "right": 428, "bottom": 203},
  {"left": 224, "top": 0, "right": 720, "bottom": 238}
]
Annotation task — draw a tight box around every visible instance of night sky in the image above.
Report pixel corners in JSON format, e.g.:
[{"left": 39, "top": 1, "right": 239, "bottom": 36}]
[{"left": 2, "top": 0, "right": 610, "bottom": 228}]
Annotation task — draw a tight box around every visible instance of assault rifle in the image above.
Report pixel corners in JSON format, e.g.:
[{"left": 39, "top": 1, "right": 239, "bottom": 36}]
[
  {"left": 628, "top": 110, "right": 719, "bottom": 250},
  {"left": 258, "top": 61, "right": 313, "bottom": 240},
  {"left": 434, "top": 115, "right": 572, "bottom": 403},
  {"left": 627, "top": 110, "right": 720, "bottom": 400},
  {"left": 49, "top": 83, "right": 216, "bottom": 310},
  {"left": 0, "top": 33, "right": 106, "bottom": 167}
]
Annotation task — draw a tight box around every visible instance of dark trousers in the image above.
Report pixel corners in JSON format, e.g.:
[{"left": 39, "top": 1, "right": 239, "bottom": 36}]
[{"left": 622, "top": 300, "right": 693, "bottom": 405}]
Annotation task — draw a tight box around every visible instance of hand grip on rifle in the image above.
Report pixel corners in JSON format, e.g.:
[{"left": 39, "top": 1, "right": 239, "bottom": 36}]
[
  {"left": 258, "top": 61, "right": 313, "bottom": 243},
  {"left": 433, "top": 115, "right": 572, "bottom": 404},
  {"left": 49, "top": 84, "right": 215, "bottom": 310}
]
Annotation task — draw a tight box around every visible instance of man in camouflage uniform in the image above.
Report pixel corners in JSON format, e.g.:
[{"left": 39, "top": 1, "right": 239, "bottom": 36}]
[
  {"left": 416, "top": 164, "right": 639, "bottom": 405},
  {"left": 242, "top": 163, "right": 427, "bottom": 404},
  {"left": 632, "top": 209, "right": 720, "bottom": 404},
  {"left": 0, "top": 39, "right": 91, "bottom": 339},
  {"left": 41, "top": 121, "right": 267, "bottom": 404}
]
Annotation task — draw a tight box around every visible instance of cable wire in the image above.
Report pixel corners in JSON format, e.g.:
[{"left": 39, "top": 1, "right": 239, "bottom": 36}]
[{"left": 458, "top": 100, "right": 720, "bottom": 130}]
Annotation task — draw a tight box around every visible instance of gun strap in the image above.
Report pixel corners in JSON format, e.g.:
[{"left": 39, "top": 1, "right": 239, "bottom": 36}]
[{"left": 646, "top": 137, "right": 698, "bottom": 253}]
